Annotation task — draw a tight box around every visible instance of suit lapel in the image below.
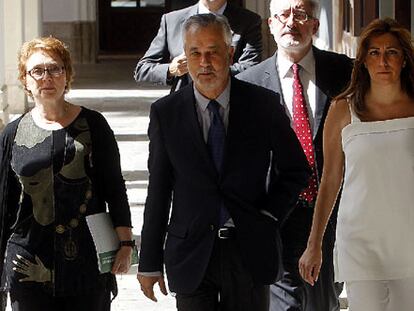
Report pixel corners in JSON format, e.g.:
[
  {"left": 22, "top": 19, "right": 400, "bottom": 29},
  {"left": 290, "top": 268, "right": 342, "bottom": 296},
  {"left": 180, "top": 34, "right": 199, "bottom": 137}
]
[
  {"left": 181, "top": 85, "right": 218, "bottom": 176},
  {"left": 222, "top": 3, "right": 234, "bottom": 20},
  {"left": 314, "top": 85, "right": 327, "bottom": 138},
  {"left": 313, "top": 47, "right": 329, "bottom": 138},
  {"left": 223, "top": 78, "right": 249, "bottom": 173},
  {"left": 263, "top": 53, "right": 285, "bottom": 106},
  {"left": 226, "top": 78, "right": 249, "bottom": 138}
]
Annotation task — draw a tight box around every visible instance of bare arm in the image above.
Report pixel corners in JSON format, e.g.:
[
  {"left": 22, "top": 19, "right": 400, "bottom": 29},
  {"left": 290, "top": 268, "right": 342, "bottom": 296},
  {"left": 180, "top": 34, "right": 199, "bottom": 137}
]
[{"left": 298, "top": 99, "right": 350, "bottom": 285}]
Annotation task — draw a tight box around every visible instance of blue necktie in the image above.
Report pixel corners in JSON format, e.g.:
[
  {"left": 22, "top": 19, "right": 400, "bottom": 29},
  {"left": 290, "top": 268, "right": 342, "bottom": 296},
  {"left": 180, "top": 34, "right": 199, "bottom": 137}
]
[
  {"left": 207, "top": 100, "right": 230, "bottom": 226},
  {"left": 207, "top": 100, "right": 225, "bottom": 172}
]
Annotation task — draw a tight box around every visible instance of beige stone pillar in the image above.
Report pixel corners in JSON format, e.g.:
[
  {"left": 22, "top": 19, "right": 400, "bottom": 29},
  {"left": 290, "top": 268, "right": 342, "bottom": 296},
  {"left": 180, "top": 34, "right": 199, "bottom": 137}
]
[
  {"left": 43, "top": 0, "right": 96, "bottom": 64},
  {"left": 332, "top": 0, "right": 343, "bottom": 53},
  {"left": 0, "top": 0, "right": 5, "bottom": 130},
  {"left": 2, "top": 0, "right": 41, "bottom": 120}
]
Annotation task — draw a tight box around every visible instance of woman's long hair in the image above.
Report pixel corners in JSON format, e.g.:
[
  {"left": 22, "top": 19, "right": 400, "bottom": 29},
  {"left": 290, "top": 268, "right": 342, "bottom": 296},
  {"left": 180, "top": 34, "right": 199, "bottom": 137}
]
[{"left": 335, "top": 18, "right": 414, "bottom": 116}]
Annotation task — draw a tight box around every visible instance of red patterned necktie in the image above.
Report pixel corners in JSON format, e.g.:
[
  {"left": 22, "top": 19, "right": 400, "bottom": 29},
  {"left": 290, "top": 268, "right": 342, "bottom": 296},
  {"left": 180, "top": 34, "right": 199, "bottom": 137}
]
[{"left": 292, "top": 63, "right": 318, "bottom": 202}]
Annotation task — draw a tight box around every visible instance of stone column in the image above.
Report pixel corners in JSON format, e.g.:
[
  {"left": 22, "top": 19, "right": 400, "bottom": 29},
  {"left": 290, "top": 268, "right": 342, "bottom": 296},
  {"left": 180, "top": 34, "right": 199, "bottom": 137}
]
[
  {"left": 1, "top": 0, "right": 41, "bottom": 123},
  {"left": 43, "top": 0, "right": 97, "bottom": 64},
  {"left": 0, "top": 0, "right": 5, "bottom": 130}
]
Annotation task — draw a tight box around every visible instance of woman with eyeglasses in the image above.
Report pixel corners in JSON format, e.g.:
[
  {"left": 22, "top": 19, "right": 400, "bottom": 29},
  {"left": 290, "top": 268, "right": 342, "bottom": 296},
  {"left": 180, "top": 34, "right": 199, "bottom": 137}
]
[{"left": 0, "top": 37, "right": 133, "bottom": 310}]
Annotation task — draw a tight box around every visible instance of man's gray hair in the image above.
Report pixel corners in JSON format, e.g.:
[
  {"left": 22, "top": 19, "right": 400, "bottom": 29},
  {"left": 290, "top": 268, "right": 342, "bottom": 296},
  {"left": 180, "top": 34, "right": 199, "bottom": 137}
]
[
  {"left": 182, "top": 13, "right": 232, "bottom": 47},
  {"left": 270, "top": 0, "right": 320, "bottom": 19}
]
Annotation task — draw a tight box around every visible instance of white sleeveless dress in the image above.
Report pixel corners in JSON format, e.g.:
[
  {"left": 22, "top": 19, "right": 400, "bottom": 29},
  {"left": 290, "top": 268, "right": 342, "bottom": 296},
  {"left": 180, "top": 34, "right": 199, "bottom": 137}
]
[{"left": 334, "top": 106, "right": 414, "bottom": 282}]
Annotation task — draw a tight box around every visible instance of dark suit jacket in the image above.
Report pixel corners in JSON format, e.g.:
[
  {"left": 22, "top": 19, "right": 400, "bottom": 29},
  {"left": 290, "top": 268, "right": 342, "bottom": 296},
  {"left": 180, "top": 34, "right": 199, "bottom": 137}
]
[
  {"left": 139, "top": 77, "right": 310, "bottom": 294},
  {"left": 134, "top": 3, "right": 263, "bottom": 91},
  {"left": 237, "top": 47, "right": 353, "bottom": 180}
]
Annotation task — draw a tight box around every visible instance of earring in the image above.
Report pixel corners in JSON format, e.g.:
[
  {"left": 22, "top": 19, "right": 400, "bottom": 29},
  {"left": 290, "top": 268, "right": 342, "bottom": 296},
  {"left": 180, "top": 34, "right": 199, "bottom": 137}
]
[{"left": 403, "top": 61, "right": 407, "bottom": 68}]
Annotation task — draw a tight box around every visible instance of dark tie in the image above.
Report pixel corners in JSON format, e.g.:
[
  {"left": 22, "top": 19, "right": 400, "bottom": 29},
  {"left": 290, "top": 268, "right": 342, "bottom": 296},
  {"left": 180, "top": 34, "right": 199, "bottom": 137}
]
[
  {"left": 292, "top": 63, "right": 318, "bottom": 202},
  {"left": 207, "top": 100, "right": 230, "bottom": 225}
]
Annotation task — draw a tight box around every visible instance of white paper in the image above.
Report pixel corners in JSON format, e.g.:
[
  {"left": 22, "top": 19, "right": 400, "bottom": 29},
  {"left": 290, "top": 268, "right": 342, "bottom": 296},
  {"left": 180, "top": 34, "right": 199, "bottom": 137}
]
[{"left": 86, "top": 212, "right": 138, "bottom": 273}]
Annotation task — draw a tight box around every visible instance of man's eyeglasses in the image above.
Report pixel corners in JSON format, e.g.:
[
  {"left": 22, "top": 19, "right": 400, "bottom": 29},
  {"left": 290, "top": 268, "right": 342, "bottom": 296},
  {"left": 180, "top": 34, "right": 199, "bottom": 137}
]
[
  {"left": 27, "top": 66, "right": 65, "bottom": 80},
  {"left": 274, "top": 8, "right": 312, "bottom": 24}
]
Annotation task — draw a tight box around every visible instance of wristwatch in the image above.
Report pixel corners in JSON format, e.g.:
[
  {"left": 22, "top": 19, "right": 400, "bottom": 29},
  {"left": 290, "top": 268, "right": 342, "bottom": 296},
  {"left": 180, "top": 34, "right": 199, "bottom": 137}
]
[{"left": 119, "top": 240, "right": 135, "bottom": 248}]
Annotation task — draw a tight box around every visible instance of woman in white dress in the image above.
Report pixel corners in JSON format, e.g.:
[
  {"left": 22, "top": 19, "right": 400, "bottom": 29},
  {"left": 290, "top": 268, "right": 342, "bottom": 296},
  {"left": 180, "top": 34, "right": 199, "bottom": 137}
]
[{"left": 298, "top": 18, "right": 414, "bottom": 311}]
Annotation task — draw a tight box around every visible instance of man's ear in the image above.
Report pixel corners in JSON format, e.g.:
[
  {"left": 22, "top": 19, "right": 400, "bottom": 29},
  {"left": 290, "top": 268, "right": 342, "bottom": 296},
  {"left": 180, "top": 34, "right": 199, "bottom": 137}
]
[
  {"left": 268, "top": 17, "right": 273, "bottom": 27},
  {"left": 229, "top": 46, "right": 235, "bottom": 64},
  {"left": 312, "top": 19, "right": 320, "bottom": 35},
  {"left": 268, "top": 17, "right": 276, "bottom": 36}
]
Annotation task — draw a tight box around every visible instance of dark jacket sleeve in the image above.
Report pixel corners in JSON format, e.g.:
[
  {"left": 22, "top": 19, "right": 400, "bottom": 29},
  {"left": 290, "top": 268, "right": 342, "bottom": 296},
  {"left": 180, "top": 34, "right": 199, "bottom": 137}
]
[
  {"left": 134, "top": 14, "right": 172, "bottom": 86},
  {"left": 0, "top": 119, "right": 22, "bottom": 290},
  {"left": 267, "top": 97, "right": 311, "bottom": 223},
  {"left": 229, "top": 8, "right": 263, "bottom": 75},
  {"left": 86, "top": 109, "right": 132, "bottom": 228},
  {"left": 138, "top": 103, "right": 173, "bottom": 272}
]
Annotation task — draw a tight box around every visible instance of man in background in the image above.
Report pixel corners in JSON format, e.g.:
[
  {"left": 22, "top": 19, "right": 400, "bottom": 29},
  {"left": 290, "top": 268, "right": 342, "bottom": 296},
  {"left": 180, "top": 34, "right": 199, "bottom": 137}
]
[
  {"left": 237, "top": 0, "right": 352, "bottom": 310},
  {"left": 134, "top": 0, "right": 262, "bottom": 92}
]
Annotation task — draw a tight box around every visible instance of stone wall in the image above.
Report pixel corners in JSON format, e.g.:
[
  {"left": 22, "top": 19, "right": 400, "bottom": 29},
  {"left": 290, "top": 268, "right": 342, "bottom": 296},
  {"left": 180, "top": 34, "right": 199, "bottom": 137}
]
[{"left": 43, "top": 21, "right": 97, "bottom": 64}]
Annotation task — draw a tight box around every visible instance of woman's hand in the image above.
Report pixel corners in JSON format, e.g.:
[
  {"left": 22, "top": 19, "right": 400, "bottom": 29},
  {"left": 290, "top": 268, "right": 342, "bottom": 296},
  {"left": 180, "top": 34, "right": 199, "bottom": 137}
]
[
  {"left": 112, "top": 226, "right": 133, "bottom": 274},
  {"left": 13, "top": 254, "right": 51, "bottom": 282},
  {"left": 298, "top": 246, "right": 322, "bottom": 286},
  {"left": 111, "top": 246, "right": 132, "bottom": 274}
]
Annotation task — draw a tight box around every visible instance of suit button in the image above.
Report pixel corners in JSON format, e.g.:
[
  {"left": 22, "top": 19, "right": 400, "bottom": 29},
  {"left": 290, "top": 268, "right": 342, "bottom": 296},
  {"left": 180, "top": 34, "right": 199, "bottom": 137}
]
[{"left": 210, "top": 225, "right": 215, "bottom": 231}]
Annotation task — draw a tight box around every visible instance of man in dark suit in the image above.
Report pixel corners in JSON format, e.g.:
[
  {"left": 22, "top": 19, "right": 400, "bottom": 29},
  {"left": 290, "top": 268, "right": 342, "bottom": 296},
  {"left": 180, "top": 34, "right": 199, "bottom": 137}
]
[
  {"left": 137, "top": 13, "right": 310, "bottom": 311},
  {"left": 237, "top": 0, "right": 353, "bottom": 310},
  {"left": 134, "top": 0, "right": 262, "bottom": 92}
]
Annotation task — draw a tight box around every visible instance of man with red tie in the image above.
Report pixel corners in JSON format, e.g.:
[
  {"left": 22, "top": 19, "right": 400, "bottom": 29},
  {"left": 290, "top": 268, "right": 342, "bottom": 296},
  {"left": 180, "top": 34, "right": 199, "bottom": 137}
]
[{"left": 237, "top": 0, "right": 352, "bottom": 310}]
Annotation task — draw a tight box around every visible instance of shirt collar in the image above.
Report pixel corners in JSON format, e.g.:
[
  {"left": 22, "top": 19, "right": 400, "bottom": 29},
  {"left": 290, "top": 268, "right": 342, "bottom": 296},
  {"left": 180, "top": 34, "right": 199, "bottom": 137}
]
[
  {"left": 277, "top": 48, "right": 315, "bottom": 78},
  {"left": 194, "top": 79, "right": 231, "bottom": 112},
  {"left": 198, "top": 1, "right": 227, "bottom": 14}
]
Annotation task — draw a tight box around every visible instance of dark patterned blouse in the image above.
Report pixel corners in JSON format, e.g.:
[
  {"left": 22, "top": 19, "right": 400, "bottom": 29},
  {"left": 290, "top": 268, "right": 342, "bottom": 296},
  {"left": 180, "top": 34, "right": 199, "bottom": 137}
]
[{"left": 5, "top": 111, "right": 113, "bottom": 296}]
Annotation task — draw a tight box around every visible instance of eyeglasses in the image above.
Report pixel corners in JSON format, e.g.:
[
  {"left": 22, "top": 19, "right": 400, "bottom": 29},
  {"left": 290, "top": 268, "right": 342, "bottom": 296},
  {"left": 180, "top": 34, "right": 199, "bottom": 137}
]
[
  {"left": 274, "top": 8, "right": 312, "bottom": 24},
  {"left": 27, "top": 66, "right": 65, "bottom": 80}
]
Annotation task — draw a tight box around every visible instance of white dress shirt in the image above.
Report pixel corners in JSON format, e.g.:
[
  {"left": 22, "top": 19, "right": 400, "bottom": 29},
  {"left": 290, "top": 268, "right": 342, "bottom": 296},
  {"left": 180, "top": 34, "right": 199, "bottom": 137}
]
[
  {"left": 198, "top": 1, "right": 227, "bottom": 14},
  {"left": 193, "top": 80, "right": 230, "bottom": 141},
  {"left": 277, "top": 49, "right": 316, "bottom": 133}
]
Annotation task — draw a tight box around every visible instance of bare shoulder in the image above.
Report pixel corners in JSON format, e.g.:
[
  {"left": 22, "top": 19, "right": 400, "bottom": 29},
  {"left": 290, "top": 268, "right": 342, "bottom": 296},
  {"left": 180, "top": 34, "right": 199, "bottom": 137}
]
[{"left": 326, "top": 98, "right": 351, "bottom": 132}]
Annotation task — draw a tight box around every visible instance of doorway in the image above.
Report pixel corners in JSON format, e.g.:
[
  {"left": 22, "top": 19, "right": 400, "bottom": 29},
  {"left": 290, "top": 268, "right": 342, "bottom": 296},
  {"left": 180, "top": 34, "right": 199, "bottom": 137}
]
[
  {"left": 98, "top": 0, "right": 244, "bottom": 57},
  {"left": 98, "top": 0, "right": 173, "bottom": 56}
]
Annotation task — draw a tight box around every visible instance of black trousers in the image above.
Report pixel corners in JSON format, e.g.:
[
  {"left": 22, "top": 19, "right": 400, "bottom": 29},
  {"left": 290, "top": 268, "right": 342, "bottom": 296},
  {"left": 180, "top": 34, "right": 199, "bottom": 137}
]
[
  {"left": 269, "top": 207, "right": 341, "bottom": 311},
  {"left": 9, "top": 288, "right": 111, "bottom": 311},
  {"left": 176, "top": 235, "right": 269, "bottom": 311}
]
